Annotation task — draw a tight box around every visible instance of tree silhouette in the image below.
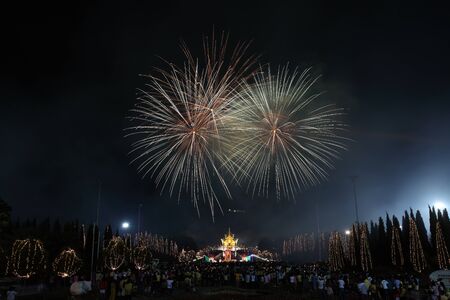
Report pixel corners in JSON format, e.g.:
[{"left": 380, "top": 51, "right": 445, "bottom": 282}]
[
  {"left": 415, "top": 210, "right": 431, "bottom": 257},
  {"left": 0, "top": 197, "right": 12, "bottom": 235},
  {"left": 377, "top": 217, "right": 387, "bottom": 265},
  {"left": 442, "top": 209, "right": 450, "bottom": 252},
  {"left": 401, "top": 211, "right": 410, "bottom": 265},
  {"left": 429, "top": 206, "right": 438, "bottom": 250}
]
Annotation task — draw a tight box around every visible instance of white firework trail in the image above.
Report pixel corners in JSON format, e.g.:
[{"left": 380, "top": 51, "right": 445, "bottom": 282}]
[
  {"left": 126, "top": 32, "right": 257, "bottom": 219},
  {"left": 223, "top": 66, "right": 348, "bottom": 199}
]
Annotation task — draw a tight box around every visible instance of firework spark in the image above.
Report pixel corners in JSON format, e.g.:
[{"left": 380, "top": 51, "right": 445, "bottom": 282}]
[
  {"left": 224, "top": 66, "right": 347, "bottom": 199},
  {"left": 127, "top": 33, "right": 257, "bottom": 218}
]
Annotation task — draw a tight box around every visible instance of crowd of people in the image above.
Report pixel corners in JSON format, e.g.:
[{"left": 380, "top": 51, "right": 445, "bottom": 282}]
[{"left": 72, "top": 261, "right": 450, "bottom": 299}]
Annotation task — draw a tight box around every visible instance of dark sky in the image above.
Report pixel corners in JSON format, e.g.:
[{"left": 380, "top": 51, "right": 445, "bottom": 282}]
[{"left": 1, "top": 1, "right": 450, "bottom": 246}]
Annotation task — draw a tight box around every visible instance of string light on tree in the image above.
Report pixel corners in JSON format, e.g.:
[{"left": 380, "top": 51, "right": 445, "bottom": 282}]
[
  {"left": 52, "top": 248, "right": 82, "bottom": 278},
  {"left": 9, "top": 239, "right": 46, "bottom": 278},
  {"left": 104, "top": 236, "right": 127, "bottom": 271},
  {"left": 436, "top": 221, "right": 450, "bottom": 269},
  {"left": 391, "top": 225, "right": 404, "bottom": 267},
  {"left": 359, "top": 224, "right": 372, "bottom": 272},
  {"left": 134, "top": 232, "right": 178, "bottom": 257},
  {"left": 282, "top": 233, "right": 318, "bottom": 256},
  {"left": 409, "top": 218, "right": 427, "bottom": 272},
  {"left": 328, "top": 232, "right": 344, "bottom": 271},
  {"left": 133, "top": 246, "right": 152, "bottom": 271}
]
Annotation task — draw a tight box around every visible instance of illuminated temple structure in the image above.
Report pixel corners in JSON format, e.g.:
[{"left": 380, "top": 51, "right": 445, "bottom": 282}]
[
  {"left": 193, "top": 228, "right": 274, "bottom": 263},
  {"left": 220, "top": 228, "right": 240, "bottom": 262}
]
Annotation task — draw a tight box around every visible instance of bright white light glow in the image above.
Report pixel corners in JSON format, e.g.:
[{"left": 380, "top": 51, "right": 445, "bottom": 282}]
[
  {"left": 434, "top": 200, "right": 446, "bottom": 210},
  {"left": 121, "top": 222, "right": 130, "bottom": 229},
  {"left": 345, "top": 230, "right": 351, "bottom": 235}
]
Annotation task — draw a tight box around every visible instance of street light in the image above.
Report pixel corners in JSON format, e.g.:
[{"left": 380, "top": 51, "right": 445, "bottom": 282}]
[
  {"left": 137, "top": 203, "right": 143, "bottom": 234},
  {"left": 345, "top": 230, "right": 351, "bottom": 235},
  {"left": 122, "top": 222, "right": 130, "bottom": 229},
  {"left": 434, "top": 200, "right": 446, "bottom": 210},
  {"left": 350, "top": 176, "right": 360, "bottom": 224}
]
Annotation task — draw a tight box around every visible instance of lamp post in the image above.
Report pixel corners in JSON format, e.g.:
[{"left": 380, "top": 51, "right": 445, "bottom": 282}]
[
  {"left": 315, "top": 202, "right": 322, "bottom": 261},
  {"left": 90, "top": 181, "right": 101, "bottom": 283},
  {"left": 350, "top": 176, "right": 360, "bottom": 224},
  {"left": 137, "top": 203, "right": 143, "bottom": 234}
]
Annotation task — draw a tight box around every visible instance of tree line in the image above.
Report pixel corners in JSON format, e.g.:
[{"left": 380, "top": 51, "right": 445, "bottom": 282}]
[
  {"left": 0, "top": 197, "right": 180, "bottom": 279},
  {"left": 283, "top": 206, "right": 450, "bottom": 272}
]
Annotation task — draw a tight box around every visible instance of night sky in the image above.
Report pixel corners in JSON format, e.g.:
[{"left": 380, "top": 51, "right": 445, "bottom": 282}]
[{"left": 1, "top": 1, "right": 450, "bottom": 246}]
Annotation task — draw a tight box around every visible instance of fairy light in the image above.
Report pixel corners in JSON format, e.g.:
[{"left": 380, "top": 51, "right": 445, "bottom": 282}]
[
  {"left": 9, "top": 239, "right": 46, "bottom": 278},
  {"left": 391, "top": 225, "right": 404, "bottom": 266},
  {"left": 328, "top": 232, "right": 344, "bottom": 271},
  {"left": 282, "top": 240, "right": 288, "bottom": 256},
  {"left": 133, "top": 246, "right": 152, "bottom": 271},
  {"left": 52, "top": 248, "right": 82, "bottom": 278},
  {"left": 104, "top": 236, "right": 127, "bottom": 271},
  {"left": 436, "top": 221, "right": 449, "bottom": 269},
  {"left": 309, "top": 233, "right": 316, "bottom": 251},
  {"left": 282, "top": 233, "right": 318, "bottom": 256},
  {"left": 409, "top": 218, "right": 426, "bottom": 272},
  {"left": 134, "top": 232, "right": 178, "bottom": 257},
  {"left": 359, "top": 224, "right": 372, "bottom": 272},
  {"left": 390, "top": 225, "right": 403, "bottom": 266}
]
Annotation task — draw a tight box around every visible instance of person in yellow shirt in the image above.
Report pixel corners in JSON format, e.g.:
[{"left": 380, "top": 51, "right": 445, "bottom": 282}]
[
  {"left": 235, "top": 272, "right": 242, "bottom": 288},
  {"left": 124, "top": 278, "right": 133, "bottom": 300},
  {"left": 109, "top": 280, "right": 116, "bottom": 300}
]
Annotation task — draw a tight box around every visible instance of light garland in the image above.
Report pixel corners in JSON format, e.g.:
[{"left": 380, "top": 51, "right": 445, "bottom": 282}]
[
  {"left": 282, "top": 240, "right": 288, "bottom": 256},
  {"left": 436, "top": 221, "right": 449, "bottom": 269},
  {"left": 9, "top": 239, "right": 46, "bottom": 278},
  {"left": 391, "top": 225, "right": 404, "bottom": 266},
  {"left": 282, "top": 233, "right": 317, "bottom": 256},
  {"left": 104, "top": 236, "right": 127, "bottom": 271},
  {"left": 134, "top": 232, "right": 178, "bottom": 257},
  {"left": 328, "top": 232, "right": 344, "bottom": 271},
  {"left": 52, "top": 248, "right": 82, "bottom": 278},
  {"left": 359, "top": 224, "right": 372, "bottom": 272},
  {"left": 133, "top": 246, "right": 152, "bottom": 271},
  {"left": 409, "top": 218, "right": 426, "bottom": 272}
]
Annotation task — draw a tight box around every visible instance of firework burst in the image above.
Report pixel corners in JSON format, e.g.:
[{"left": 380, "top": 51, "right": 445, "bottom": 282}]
[
  {"left": 224, "top": 66, "right": 347, "bottom": 199},
  {"left": 127, "top": 33, "right": 257, "bottom": 218}
]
